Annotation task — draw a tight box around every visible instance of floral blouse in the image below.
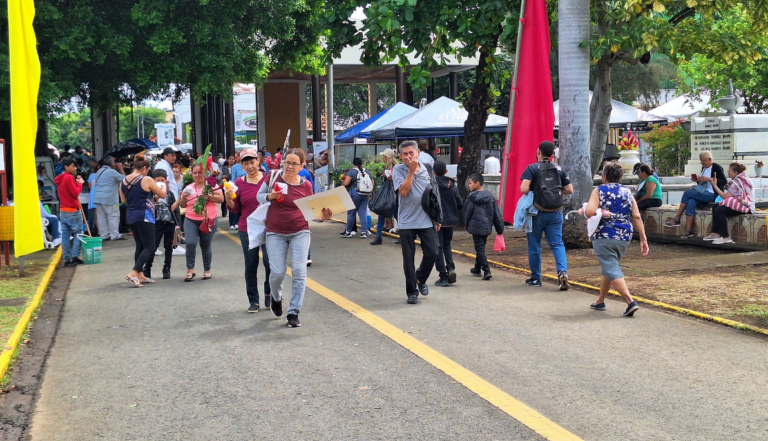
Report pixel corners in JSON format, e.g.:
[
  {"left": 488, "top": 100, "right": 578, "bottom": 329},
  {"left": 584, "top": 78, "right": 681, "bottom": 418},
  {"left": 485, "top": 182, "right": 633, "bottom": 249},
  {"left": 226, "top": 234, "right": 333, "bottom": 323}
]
[{"left": 591, "top": 183, "right": 634, "bottom": 241}]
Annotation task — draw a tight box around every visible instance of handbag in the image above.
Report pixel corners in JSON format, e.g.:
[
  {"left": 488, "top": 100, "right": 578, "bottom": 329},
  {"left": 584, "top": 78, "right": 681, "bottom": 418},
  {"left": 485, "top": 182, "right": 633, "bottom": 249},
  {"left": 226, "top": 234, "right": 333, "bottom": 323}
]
[
  {"left": 369, "top": 178, "right": 396, "bottom": 218},
  {"left": 199, "top": 206, "right": 215, "bottom": 234},
  {"left": 720, "top": 178, "right": 752, "bottom": 213},
  {"left": 247, "top": 170, "right": 282, "bottom": 250}
]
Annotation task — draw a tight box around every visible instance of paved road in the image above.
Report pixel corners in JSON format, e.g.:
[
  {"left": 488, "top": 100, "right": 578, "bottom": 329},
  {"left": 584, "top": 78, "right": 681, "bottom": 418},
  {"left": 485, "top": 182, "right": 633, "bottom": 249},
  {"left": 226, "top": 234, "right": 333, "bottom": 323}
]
[{"left": 29, "top": 221, "right": 768, "bottom": 440}]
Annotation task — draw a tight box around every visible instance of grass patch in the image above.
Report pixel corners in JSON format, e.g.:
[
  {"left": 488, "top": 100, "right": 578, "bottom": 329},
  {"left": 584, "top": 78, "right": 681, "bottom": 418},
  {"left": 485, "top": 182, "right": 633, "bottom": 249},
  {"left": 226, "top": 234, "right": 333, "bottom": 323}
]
[
  {"left": 733, "top": 305, "right": 768, "bottom": 325},
  {"left": 0, "top": 253, "right": 55, "bottom": 349}
]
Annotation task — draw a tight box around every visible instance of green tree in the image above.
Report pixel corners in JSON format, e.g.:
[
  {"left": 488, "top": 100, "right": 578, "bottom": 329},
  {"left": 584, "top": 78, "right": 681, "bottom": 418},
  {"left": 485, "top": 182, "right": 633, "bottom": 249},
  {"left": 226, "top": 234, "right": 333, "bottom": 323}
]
[
  {"left": 117, "top": 107, "right": 167, "bottom": 142},
  {"left": 48, "top": 109, "right": 92, "bottom": 148},
  {"left": 322, "top": 0, "right": 519, "bottom": 195}
]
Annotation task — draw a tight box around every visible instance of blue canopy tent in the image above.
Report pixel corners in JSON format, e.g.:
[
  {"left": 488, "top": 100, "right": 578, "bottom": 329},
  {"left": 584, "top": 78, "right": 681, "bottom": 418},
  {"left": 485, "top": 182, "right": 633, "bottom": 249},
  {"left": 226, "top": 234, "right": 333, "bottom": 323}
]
[
  {"left": 369, "top": 96, "right": 508, "bottom": 139},
  {"left": 335, "top": 102, "right": 417, "bottom": 143}
]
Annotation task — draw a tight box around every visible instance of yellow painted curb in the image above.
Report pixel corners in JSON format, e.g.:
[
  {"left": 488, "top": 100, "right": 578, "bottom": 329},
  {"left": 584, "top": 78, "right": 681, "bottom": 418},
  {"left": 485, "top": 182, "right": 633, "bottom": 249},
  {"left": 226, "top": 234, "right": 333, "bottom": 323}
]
[
  {"left": 0, "top": 247, "right": 62, "bottom": 380},
  {"left": 335, "top": 219, "right": 768, "bottom": 337}
]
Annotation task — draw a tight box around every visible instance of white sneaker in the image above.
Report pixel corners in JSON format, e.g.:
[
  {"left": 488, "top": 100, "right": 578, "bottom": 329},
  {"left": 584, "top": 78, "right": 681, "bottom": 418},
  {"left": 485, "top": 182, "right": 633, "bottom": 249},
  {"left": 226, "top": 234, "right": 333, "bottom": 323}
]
[
  {"left": 234, "top": 225, "right": 239, "bottom": 230},
  {"left": 702, "top": 234, "right": 720, "bottom": 241},
  {"left": 172, "top": 246, "right": 186, "bottom": 255},
  {"left": 712, "top": 237, "right": 733, "bottom": 244},
  {"left": 51, "top": 238, "right": 62, "bottom": 247},
  {"left": 155, "top": 249, "right": 163, "bottom": 255}
]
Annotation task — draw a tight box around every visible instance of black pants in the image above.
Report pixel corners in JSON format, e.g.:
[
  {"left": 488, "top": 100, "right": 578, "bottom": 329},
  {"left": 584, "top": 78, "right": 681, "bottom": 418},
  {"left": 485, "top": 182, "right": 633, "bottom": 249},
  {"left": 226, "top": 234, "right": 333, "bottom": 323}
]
[
  {"left": 473, "top": 235, "right": 489, "bottom": 272},
  {"left": 239, "top": 230, "right": 271, "bottom": 306},
  {"left": 637, "top": 198, "right": 662, "bottom": 211},
  {"left": 221, "top": 201, "right": 228, "bottom": 218},
  {"left": 712, "top": 205, "right": 742, "bottom": 237},
  {"left": 144, "top": 221, "right": 175, "bottom": 273},
  {"left": 434, "top": 227, "right": 455, "bottom": 279},
  {"left": 399, "top": 227, "right": 438, "bottom": 296},
  {"left": 129, "top": 222, "right": 156, "bottom": 273}
]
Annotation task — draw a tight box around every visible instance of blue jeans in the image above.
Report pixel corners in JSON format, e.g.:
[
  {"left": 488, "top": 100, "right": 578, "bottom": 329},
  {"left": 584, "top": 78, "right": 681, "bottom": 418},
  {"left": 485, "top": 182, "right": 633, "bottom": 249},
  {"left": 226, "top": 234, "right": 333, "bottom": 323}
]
[
  {"left": 346, "top": 189, "right": 369, "bottom": 232},
  {"left": 375, "top": 214, "right": 386, "bottom": 238},
  {"left": 238, "top": 230, "right": 271, "bottom": 306},
  {"left": 526, "top": 211, "right": 567, "bottom": 280},
  {"left": 44, "top": 214, "right": 61, "bottom": 241},
  {"left": 680, "top": 189, "right": 717, "bottom": 216},
  {"left": 59, "top": 210, "right": 83, "bottom": 261},
  {"left": 266, "top": 230, "right": 311, "bottom": 315},
  {"left": 229, "top": 212, "right": 240, "bottom": 227}
]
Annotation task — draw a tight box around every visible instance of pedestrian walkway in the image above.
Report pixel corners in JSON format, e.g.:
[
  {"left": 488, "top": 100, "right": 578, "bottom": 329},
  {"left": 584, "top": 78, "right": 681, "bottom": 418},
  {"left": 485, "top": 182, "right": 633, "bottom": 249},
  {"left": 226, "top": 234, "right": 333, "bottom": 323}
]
[{"left": 29, "top": 223, "right": 768, "bottom": 440}]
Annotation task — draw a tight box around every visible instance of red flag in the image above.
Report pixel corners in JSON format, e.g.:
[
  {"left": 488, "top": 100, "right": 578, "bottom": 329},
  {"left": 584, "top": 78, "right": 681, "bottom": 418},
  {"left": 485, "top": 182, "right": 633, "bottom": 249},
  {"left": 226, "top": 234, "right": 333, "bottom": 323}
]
[{"left": 500, "top": 0, "right": 554, "bottom": 223}]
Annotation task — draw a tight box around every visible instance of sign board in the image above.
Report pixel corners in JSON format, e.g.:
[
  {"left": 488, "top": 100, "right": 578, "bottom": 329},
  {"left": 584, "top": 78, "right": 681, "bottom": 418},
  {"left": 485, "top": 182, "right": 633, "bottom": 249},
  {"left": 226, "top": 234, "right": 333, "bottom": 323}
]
[
  {"left": 235, "top": 111, "right": 258, "bottom": 132},
  {"left": 0, "top": 139, "right": 4, "bottom": 171}
]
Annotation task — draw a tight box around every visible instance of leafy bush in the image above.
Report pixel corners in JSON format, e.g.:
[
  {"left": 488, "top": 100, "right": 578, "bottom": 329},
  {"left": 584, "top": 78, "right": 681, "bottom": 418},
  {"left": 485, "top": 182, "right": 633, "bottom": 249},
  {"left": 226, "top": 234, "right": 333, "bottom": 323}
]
[{"left": 641, "top": 122, "right": 690, "bottom": 176}]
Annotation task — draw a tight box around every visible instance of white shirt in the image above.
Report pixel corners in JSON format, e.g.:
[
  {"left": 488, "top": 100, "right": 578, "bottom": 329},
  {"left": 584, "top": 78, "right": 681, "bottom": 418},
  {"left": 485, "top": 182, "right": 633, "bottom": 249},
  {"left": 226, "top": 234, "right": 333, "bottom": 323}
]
[
  {"left": 484, "top": 156, "right": 501, "bottom": 174},
  {"left": 701, "top": 166, "right": 714, "bottom": 193}
]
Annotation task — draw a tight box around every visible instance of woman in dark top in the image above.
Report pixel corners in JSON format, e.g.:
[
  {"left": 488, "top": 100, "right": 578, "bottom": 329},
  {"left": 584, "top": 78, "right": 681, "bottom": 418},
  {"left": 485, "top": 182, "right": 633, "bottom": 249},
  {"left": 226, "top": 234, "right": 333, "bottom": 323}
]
[{"left": 119, "top": 154, "right": 166, "bottom": 287}]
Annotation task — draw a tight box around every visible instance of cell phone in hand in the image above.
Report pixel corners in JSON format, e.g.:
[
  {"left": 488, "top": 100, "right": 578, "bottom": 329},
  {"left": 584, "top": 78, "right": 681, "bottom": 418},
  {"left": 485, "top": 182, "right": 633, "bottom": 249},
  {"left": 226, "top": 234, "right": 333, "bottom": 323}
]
[{"left": 691, "top": 174, "right": 698, "bottom": 182}]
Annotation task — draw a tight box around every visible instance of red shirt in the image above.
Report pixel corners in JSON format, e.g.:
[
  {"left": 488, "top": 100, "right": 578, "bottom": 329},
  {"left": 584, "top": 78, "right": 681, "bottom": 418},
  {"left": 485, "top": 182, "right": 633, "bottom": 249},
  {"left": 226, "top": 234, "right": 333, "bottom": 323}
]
[
  {"left": 265, "top": 175, "right": 313, "bottom": 235},
  {"left": 54, "top": 172, "right": 83, "bottom": 211}
]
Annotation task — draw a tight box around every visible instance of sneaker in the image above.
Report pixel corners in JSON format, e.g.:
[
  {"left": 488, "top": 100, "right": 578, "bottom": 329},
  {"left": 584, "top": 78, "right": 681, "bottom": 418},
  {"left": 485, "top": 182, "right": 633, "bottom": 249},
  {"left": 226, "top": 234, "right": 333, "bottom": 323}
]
[
  {"left": 447, "top": 271, "right": 457, "bottom": 284},
  {"left": 407, "top": 295, "right": 418, "bottom": 304},
  {"left": 664, "top": 219, "right": 681, "bottom": 228},
  {"left": 558, "top": 271, "right": 570, "bottom": 291},
  {"left": 63, "top": 259, "right": 72, "bottom": 267},
  {"left": 162, "top": 269, "right": 171, "bottom": 279},
  {"left": 361, "top": 232, "right": 368, "bottom": 239},
  {"left": 680, "top": 231, "right": 696, "bottom": 239},
  {"left": 434, "top": 278, "right": 450, "bottom": 287},
  {"left": 264, "top": 294, "right": 271, "bottom": 309},
  {"left": 234, "top": 225, "right": 239, "bottom": 231},
  {"left": 590, "top": 302, "right": 607, "bottom": 311},
  {"left": 71, "top": 257, "right": 84, "bottom": 265},
  {"left": 370, "top": 236, "right": 382, "bottom": 245},
  {"left": 270, "top": 297, "right": 283, "bottom": 317},
  {"left": 155, "top": 249, "right": 163, "bottom": 255},
  {"left": 623, "top": 301, "right": 639, "bottom": 317},
  {"left": 525, "top": 278, "right": 542, "bottom": 286},
  {"left": 418, "top": 283, "right": 429, "bottom": 296},
  {"left": 307, "top": 258, "right": 313, "bottom": 267},
  {"left": 482, "top": 271, "right": 492, "bottom": 280},
  {"left": 51, "top": 238, "right": 62, "bottom": 247},
  {"left": 470, "top": 268, "right": 481, "bottom": 277},
  {"left": 341, "top": 232, "right": 354, "bottom": 238},
  {"left": 172, "top": 246, "right": 186, "bottom": 256},
  {"left": 248, "top": 303, "right": 260, "bottom": 313},
  {"left": 712, "top": 237, "right": 733, "bottom": 244},
  {"left": 113, "top": 235, "right": 127, "bottom": 241},
  {"left": 287, "top": 314, "right": 301, "bottom": 327},
  {"left": 702, "top": 234, "right": 720, "bottom": 241},
  {"left": 229, "top": 226, "right": 235, "bottom": 230}
]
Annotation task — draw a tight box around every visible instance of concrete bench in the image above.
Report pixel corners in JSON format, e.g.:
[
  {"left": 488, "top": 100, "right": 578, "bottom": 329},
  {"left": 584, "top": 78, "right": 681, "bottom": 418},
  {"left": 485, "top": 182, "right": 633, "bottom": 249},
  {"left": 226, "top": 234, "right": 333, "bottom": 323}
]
[{"left": 641, "top": 206, "right": 768, "bottom": 251}]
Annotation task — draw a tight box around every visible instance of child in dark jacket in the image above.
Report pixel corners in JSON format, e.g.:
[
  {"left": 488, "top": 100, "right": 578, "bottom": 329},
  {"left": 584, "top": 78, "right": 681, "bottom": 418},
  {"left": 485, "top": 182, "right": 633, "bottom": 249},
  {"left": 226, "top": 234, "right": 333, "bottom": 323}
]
[
  {"left": 433, "top": 161, "right": 464, "bottom": 287},
  {"left": 463, "top": 173, "right": 504, "bottom": 280}
]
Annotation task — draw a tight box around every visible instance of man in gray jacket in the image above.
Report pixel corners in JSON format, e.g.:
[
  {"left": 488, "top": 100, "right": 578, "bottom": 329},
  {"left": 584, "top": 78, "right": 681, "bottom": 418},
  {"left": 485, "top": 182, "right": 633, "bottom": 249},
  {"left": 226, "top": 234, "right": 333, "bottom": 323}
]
[{"left": 92, "top": 157, "right": 125, "bottom": 240}]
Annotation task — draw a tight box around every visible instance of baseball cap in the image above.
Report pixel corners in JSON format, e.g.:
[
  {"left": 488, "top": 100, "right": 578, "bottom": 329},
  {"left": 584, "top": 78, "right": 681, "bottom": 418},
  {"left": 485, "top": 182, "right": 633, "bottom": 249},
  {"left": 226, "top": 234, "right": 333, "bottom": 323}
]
[
  {"left": 381, "top": 148, "right": 395, "bottom": 158},
  {"left": 162, "top": 147, "right": 179, "bottom": 157},
  {"left": 239, "top": 148, "right": 258, "bottom": 161}
]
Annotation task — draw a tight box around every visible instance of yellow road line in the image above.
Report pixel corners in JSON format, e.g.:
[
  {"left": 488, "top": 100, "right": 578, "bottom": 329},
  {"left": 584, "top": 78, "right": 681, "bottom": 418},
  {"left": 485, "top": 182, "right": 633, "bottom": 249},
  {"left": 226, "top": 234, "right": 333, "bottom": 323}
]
[
  {"left": 0, "top": 247, "right": 63, "bottom": 380},
  {"left": 219, "top": 229, "right": 583, "bottom": 441},
  {"left": 335, "top": 219, "right": 768, "bottom": 337}
]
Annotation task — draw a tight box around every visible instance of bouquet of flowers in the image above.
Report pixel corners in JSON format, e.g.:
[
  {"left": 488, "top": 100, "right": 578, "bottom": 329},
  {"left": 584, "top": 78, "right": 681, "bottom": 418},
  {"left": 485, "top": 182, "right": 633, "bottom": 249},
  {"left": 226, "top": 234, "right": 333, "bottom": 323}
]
[
  {"left": 618, "top": 130, "right": 639, "bottom": 151},
  {"left": 265, "top": 151, "right": 283, "bottom": 170},
  {"left": 190, "top": 145, "right": 225, "bottom": 215}
]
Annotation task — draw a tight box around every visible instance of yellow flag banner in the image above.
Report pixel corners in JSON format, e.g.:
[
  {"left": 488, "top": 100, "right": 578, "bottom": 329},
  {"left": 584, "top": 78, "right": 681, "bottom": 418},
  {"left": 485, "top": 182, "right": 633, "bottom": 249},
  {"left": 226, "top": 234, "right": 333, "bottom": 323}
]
[{"left": 8, "top": 0, "right": 43, "bottom": 257}]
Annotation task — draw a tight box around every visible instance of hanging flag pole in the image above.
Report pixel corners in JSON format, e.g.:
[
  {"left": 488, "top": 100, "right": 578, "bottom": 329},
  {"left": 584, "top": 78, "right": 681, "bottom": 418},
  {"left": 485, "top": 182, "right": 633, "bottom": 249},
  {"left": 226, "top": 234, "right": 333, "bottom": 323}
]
[
  {"left": 8, "top": 0, "right": 44, "bottom": 258},
  {"left": 499, "top": 0, "right": 528, "bottom": 215}
]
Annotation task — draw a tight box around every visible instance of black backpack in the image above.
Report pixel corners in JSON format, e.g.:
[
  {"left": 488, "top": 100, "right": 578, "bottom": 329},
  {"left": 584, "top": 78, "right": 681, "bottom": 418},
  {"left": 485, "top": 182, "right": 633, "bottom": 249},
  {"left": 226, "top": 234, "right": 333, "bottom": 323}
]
[
  {"left": 533, "top": 161, "right": 563, "bottom": 210},
  {"left": 420, "top": 164, "right": 443, "bottom": 224}
]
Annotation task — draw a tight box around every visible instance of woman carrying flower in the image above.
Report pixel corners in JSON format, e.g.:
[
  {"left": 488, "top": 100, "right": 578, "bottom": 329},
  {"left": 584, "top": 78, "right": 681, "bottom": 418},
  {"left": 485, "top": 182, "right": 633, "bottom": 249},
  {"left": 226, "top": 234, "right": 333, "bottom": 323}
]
[
  {"left": 179, "top": 163, "right": 224, "bottom": 281},
  {"left": 704, "top": 162, "right": 753, "bottom": 244},
  {"left": 586, "top": 162, "right": 649, "bottom": 317},
  {"left": 257, "top": 148, "right": 332, "bottom": 327}
]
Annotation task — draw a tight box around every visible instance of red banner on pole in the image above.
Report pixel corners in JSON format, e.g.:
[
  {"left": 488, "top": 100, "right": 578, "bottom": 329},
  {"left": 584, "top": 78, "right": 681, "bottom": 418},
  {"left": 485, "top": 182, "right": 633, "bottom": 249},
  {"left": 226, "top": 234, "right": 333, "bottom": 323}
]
[{"left": 500, "top": 0, "right": 554, "bottom": 223}]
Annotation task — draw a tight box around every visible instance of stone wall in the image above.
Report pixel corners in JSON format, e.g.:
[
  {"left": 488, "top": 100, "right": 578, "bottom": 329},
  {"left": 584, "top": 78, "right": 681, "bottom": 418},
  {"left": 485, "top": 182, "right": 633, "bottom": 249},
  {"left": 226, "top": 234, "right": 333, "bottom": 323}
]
[{"left": 642, "top": 206, "right": 768, "bottom": 251}]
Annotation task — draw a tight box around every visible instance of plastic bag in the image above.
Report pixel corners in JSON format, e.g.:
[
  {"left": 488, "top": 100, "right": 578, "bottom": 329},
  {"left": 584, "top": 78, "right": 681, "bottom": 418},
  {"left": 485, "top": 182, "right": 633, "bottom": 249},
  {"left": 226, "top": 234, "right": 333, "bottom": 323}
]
[
  {"left": 369, "top": 179, "right": 396, "bottom": 218},
  {"left": 493, "top": 235, "right": 506, "bottom": 252}
]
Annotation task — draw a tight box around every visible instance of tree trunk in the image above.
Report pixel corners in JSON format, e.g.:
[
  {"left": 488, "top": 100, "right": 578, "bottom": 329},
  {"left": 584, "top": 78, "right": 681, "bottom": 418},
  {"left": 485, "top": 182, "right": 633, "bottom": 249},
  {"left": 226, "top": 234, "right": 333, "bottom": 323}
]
[
  {"left": 457, "top": 45, "right": 497, "bottom": 199},
  {"left": 557, "top": 0, "right": 592, "bottom": 247},
  {"left": 589, "top": 56, "right": 613, "bottom": 176}
]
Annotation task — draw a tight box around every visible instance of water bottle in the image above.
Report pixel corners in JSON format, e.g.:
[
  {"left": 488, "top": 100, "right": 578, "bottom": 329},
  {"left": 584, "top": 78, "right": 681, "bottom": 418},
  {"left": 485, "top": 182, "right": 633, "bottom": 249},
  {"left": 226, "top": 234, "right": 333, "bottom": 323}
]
[{"left": 222, "top": 179, "right": 238, "bottom": 199}]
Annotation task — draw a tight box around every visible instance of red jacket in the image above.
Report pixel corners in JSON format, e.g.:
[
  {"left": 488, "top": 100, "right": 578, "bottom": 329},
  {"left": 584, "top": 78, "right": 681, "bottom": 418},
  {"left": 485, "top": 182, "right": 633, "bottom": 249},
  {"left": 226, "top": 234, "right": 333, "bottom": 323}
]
[{"left": 54, "top": 172, "right": 82, "bottom": 211}]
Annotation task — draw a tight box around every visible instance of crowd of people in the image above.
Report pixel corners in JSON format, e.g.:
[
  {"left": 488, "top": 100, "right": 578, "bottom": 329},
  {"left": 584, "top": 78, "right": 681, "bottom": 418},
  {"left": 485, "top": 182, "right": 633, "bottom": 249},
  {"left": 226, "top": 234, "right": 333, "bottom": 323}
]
[{"left": 44, "top": 135, "right": 756, "bottom": 326}]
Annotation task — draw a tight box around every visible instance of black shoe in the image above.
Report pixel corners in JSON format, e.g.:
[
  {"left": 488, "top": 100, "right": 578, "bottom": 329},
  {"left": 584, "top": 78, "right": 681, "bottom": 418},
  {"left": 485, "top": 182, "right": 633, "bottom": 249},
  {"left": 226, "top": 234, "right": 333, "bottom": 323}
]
[
  {"left": 71, "top": 257, "right": 84, "bottom": 265},
  {"left": 482, "top": 271, "right": 492, "bottom": 280},
  {"left": 270, "top": 297, "right": 283, "bottom": 317},
  {"left": 470, "top": 268, "right": 481, "bottom": 277},
  {"left": 558, "top": 271, "right": 570, "bottom": 291},
  {"left": 447, "top": 271, "right": 457, "bottom": 284},
  {"left": 418, "top": 283, "right": 429, "bottom": 296},
  {"left": 162, "top": 268, "right": 171, "bottom": 279},
  {"left": 590, "top": 302, "right": 607, "bottom": 311},
  {"left": 624, "top": 301, "right": 639, "bottom": 317},
  {"left": 248, "top": 303, "right": 260, "bottom": 313},
  {"left": 407, "top": 295, "right": 418, "bottom": 304},
  {"left": 264, "top": 293, "right": 271, "bottom": 308},
  {"left": 434, "top": 278, "right": 450, "bottom": 287},
  {"left": 287, "top": 314, "right": 301, "bottom": 327},
  {"left": 370, "top": 236, "right": 382, "bottom": 245},
  {"left": 525, "top": 278, "right": 542, "bottom": 286},
  {"left": 63, "top": 259, "right": 72, "bottom": 267}
]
